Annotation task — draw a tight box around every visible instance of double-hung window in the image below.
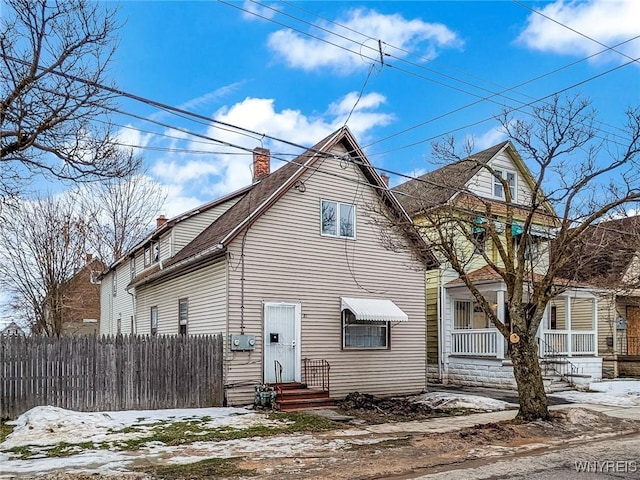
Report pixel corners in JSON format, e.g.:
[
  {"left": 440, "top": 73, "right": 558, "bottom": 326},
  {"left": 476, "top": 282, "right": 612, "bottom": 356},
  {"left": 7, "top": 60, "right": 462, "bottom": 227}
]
[
  {"left": 493, "top": 170, "right": 516, "bottom": 201},
  {"left": 178, "top": 298, "right": 188, "bottom": 335},
  {"left": 144, "top": 241, "right": 159, "bottom": 267},
  {"left": 342, "top": 310, "right": 389, "bottom": 349},
  {"left": 150, "top": 306, "right": 158, "bottom": 335},
  {"left": 321, "top": 200, "right": 355, "bottom": 239}
]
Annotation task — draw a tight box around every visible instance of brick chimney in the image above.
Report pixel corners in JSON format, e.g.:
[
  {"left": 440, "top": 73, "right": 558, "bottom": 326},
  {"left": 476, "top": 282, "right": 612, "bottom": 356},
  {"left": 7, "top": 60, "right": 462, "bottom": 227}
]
[
  {"left": 156, "top": 215, "right": 167, "bottom": 228},
  {"left": 380, "top": 172, "right": 390, "bottom": 187},
  {"left": 253, "top": 147, "right": 270, "bottom": 181}
]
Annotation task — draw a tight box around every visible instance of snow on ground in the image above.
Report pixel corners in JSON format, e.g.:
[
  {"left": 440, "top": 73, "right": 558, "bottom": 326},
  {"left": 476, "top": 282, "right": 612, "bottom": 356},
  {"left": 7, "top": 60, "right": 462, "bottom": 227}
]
[
  {"left": 550, "top": 379, "right": 640, "bottom": 407},
  {"left": 411, "top": 392, "right": 515, "bottom": 411},
  {"left": 1, "top": 405, "right": 262, "bottom": 449}
]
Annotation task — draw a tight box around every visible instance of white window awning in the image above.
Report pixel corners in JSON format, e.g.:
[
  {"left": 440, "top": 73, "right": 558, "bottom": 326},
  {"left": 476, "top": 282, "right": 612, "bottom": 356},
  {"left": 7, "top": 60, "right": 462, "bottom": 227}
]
[{"left": 341, "top": 297, "right": 409, "bottom": 322}]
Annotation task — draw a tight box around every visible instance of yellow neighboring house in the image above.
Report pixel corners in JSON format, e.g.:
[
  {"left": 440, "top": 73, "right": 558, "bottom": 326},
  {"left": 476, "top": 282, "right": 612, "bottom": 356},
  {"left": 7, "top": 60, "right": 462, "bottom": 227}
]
[{"left": 394, "top": 141, "right": 602, "bottom": 389}]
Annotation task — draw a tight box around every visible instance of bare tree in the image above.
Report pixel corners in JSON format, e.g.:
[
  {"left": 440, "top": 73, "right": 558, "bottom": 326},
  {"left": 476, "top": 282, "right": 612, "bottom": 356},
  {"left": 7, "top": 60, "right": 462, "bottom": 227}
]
[
  {"left": 389, "top": 95, "right": 640, "bottom": 421},
  {"left": 0, "top": 0, "right": 138, "bottom": 208},
  {"left": 0, "top": 193, "right": 90, "bottom": 336},
  {"left": 82, "top": 168, "right": 167, "bottom": 265}
]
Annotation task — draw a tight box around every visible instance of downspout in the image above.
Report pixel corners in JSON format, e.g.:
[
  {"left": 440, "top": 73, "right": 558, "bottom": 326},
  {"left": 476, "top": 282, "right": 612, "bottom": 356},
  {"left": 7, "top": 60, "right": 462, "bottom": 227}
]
[
  {"left": 438, "top": 266, "right": 446, "bottom": 383},
  {"left": 126, "top": 285, "right": 136, "bottom": 334}
]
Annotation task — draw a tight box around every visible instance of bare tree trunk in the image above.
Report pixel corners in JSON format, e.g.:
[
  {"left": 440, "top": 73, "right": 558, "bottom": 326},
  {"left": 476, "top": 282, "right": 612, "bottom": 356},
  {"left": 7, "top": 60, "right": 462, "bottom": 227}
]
[{"left": 509, "top": 336, "right": 550, "bottom": 421}]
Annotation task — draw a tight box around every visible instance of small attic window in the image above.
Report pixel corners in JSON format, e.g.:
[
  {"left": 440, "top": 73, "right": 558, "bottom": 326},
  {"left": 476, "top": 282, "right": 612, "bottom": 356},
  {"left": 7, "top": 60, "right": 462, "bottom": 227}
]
[
  {"left": 144, "top": 241, "right": 159, "bottom": 267},
  {"left": 493, "top": 170, "right": 517, "bottom": 201}
]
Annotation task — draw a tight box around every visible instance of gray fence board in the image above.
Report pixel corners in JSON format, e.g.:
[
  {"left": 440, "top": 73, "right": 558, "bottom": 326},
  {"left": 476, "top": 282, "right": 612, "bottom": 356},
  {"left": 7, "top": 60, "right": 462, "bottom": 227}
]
[{"left": 0, "top": 334, "right": 224, "bottom": 419}]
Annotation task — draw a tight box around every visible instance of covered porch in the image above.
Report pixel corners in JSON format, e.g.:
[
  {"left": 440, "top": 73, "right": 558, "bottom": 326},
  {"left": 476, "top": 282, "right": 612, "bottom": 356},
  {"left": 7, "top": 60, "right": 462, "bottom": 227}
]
[{"left": 448, "top": 288, "right": 598, "bottom": 359}]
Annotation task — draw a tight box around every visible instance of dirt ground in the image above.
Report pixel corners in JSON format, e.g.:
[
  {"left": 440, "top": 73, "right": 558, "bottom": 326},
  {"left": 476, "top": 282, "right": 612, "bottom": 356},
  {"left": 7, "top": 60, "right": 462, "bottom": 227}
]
[
  {"left": 233, "top": 408, "right": 640, "bottom": 480},
  {"left": 33, "top": 403, "right": 640, "bottom": 480}
]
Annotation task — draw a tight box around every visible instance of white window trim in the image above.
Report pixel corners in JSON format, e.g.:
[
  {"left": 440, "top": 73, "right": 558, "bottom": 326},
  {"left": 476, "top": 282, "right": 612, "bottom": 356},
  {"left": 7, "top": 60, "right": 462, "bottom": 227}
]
[
  {"left": 493, "top": 169, "right": 517, "bottom": 202},
  {"left": 342, "top": 310, "right": 390, "bottom": 350},
  {"left": 178, "top": 298, "right": 188, "bottom": 335},
  {"left": 320, "top": 199, "right": 356, "bottom": 240},
  {"left": 150, "top": 306, "right": 158, "bottom": 335}
]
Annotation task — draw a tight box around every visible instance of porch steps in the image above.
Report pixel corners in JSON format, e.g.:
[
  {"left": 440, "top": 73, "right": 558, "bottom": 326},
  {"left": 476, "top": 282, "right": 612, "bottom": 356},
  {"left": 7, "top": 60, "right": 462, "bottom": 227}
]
[{"left": 274, "top": 382, "right": 335, "bottom": 412}]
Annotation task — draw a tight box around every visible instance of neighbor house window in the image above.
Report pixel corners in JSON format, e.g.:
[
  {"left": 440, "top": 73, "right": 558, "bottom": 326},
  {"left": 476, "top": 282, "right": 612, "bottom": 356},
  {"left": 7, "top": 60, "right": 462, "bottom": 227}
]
[
  {"left": 130, "top": 256, "right": 136, "bottom": 280},
  {"left": 144, "top": 241, "right": 159, "bottom": 266},
  {"left": 472, "top": 229, "right": 486, "bottom": 255},
  {"left": 150, "top": 306, "right": 158, "bottom": 335},
  {"left": 321, "top": 200, "right": 355, "bottom": 239},
  {"left": 454, "top": 301, "right": 490, "bottom": 329},
  {"left": 112, "top": 274, "right": 117, "bottom": 296},
  {"left": 342, "top": 310, "right": 388, "bottom": 349},
  {"left": 178, "top": 298, "right": 188, "bottom": 335},
  {"left": 454, "top": 301, "right": 472, "bottom": 329},
  {"left": 493, "top": 170, "right": 516, "bottom": 201}
]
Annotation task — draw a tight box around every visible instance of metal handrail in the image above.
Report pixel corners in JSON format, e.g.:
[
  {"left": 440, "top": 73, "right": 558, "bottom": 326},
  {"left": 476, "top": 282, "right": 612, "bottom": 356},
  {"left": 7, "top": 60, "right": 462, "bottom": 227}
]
[
  {"left": 537, "top": 336, "right": 582, "bottom": 384},
  {"left": 274, "top": 360, "right": 283, "bottom": 395},
  {"left": 302, "top": 358, "right": 330, "bottom": 393},
  {"left": 617, "top": 336, "right": 640, "bottom": 355}
]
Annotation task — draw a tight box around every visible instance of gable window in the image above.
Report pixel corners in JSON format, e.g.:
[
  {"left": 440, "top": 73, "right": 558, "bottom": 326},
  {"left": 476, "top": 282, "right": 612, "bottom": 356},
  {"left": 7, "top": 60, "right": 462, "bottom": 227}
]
[
  {"left": 321, "top": 200, "right": 355, "bottom": 239},
  {"left": 144, "top": 241, "right": 159, "bottom": 267},
  {"left": 342, "top": 310, "right": 389, "bottom": 349},
  {"left": 493, "top": 170, "right": 516, "bottom": 201},
  {"left": 178, "top": 298, "right": 188, "bottom": 335},
  {"left": 150, "top": 306, "right": 158, "bottom": 335}
]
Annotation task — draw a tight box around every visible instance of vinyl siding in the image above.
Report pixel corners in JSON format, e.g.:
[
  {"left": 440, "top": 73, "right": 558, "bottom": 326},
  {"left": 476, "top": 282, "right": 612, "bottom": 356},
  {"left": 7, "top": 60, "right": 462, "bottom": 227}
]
[
  {"left": 571, "top": 298, "right": 595, "bottom": 330},
  {"left": 598, "top": 293, "right": 617, "bottom": 357},
  {"left": 172, "top": 198, "right": 243, "bottom": 254},
  {"left": 99, "top": 271, "right": 113, "bottom": 335},
  {"left": 225, "top": 151, "right": 428, "bottom": 405},
  {"left": 99, "top": 264, "right": 135, "bottom": 334},
  {"left": 426, "top": 269, "right": 439, "bottom": 364},
  {"left": 466, "top": 151, "right": 533, "bottom": 205},
  {"left": 134, "top": 260, "right": 227, "bottom": 336}
]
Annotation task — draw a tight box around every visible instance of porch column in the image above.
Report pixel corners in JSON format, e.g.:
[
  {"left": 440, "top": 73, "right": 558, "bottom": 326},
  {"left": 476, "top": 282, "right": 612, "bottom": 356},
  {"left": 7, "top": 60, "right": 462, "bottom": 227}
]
[
  {"left": 593, "top": 297, "right": 598, "bottom": 356},
  {"left": 496, "top": 290, "right": 505, "bottom": 359},
  {"left": 566, "top": 296, "right": 572, "bottom": 357}
]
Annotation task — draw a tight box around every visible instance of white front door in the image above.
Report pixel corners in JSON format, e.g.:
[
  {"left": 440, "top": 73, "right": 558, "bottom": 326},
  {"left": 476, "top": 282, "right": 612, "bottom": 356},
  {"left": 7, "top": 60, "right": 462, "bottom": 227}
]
[{"left": 263, "top": 302, "right": 301, "bottom": 384}]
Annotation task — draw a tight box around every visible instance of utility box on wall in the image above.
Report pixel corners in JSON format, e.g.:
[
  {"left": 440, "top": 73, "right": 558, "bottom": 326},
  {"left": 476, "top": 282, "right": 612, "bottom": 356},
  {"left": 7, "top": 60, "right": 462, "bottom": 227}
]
[{"left": 230, "top": 334, "right": 256, "bottom": 351}]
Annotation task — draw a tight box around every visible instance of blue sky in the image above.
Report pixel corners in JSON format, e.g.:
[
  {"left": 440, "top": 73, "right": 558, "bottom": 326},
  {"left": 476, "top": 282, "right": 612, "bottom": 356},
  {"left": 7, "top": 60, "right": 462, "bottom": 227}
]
[{"left": 105, "top": 0, "right": 640, "bottom": 218}]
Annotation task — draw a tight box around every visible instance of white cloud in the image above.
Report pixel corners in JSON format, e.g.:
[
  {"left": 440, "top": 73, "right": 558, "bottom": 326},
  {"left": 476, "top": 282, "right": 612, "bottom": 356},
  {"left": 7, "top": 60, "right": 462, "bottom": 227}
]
[
  {"left": 518, "top": 0, "right": 640, "bottom": 64},
  {"left": 267, "top": 8, "right": 462, "bottom": 73},
  {"left": 148, "top": 94, "right": 391, "bottom": 201},
  {"left": 469, "top": 127, "right": 507, "bottom": 151},
  {"left": 241, "top": 0, "right": 278, "bottom": 21}
]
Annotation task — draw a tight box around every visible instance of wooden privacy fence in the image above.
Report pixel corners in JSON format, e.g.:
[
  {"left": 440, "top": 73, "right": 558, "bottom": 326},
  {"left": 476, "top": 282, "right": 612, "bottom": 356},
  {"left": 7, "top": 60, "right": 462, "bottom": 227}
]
[{"left": 0, "top": 334, "right": 224, "bottom": 419}]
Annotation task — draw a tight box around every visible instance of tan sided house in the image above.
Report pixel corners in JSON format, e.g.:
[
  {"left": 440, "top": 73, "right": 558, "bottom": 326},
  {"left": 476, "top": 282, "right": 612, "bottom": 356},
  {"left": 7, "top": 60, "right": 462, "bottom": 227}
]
[
  {"left": 394, "top": 142, "right": 603, "bottom": 389},
  {"left": 101, "top": 127, "right": 438, "bottom": 406}
]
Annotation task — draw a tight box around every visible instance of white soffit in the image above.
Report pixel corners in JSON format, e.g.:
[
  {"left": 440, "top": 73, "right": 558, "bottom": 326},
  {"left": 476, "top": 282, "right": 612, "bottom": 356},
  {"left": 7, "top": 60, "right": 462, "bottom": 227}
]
[{"left": 341, "top": 297, "right": 409, "bottom": 322}]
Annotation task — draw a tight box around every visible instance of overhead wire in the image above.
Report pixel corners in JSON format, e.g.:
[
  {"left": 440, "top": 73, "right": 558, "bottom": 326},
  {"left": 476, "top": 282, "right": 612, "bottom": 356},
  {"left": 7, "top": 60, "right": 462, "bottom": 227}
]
[{"left": 224, "top": 0, "right": 638, "bottom": 150}]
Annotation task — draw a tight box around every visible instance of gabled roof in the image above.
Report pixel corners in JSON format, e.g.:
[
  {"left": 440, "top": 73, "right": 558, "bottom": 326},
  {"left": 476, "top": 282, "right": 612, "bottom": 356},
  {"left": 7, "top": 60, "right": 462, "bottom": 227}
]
[
  {"left": 557, "top": 216, "right": 640, "bottom": 287},
  {"left": 393, "top": 142, "right": 509, "bottom": 215},
  {"left": 130, "top": 127, "right": 438, "bottom": 287},
  {"left": 104, "top": 184, "right": 252, "bottom": 274}
]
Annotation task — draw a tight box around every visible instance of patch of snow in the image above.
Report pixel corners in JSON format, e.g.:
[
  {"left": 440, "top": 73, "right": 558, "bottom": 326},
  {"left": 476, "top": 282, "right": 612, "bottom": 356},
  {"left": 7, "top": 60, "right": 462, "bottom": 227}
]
[
  {"left": 1, "top": 405, "right": 263, "bottom": 449},
  {"left": 411, "top": 392, "right": 514, "bottom": 411},
  {"left": 548, "top": 380, "right": 640, "bottom": 407},
  {"left": 588, "top": 380, "right": 640, "bottom": 395},
  {"left": 562, "top": 408, "right": 603, "bottom": 425}
]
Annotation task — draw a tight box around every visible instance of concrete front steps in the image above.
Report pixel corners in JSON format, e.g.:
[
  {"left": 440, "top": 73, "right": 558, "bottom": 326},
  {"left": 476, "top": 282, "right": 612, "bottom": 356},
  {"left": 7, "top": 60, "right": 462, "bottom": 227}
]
[{"left": 274, "top": 382, "right": 335, "bottom": 412}]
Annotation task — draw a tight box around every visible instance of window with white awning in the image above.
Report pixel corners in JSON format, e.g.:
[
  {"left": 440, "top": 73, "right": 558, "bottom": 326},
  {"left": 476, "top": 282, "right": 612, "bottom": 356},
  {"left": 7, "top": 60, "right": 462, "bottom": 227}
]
[{"left": 340, "top": 298, "right": 408, "bottom": 350}]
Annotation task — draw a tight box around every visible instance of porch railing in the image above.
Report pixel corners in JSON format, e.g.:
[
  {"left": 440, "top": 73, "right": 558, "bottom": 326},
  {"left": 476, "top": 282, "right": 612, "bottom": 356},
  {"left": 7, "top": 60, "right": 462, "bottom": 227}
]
[
  {"left": 538, "top": 336, "right": 583, "bottom": 383},
  {"left": 617, "top": 336, "right": 640, "bottom": 356},
  {"left": 302, "top": 358, "right": 330, "bottom": 393},
  {"left": 451, "top": 329, "right": 498, "bottom": 356},
  {"left": 540, "top": 330, "right": 596, "bottom": 356}
]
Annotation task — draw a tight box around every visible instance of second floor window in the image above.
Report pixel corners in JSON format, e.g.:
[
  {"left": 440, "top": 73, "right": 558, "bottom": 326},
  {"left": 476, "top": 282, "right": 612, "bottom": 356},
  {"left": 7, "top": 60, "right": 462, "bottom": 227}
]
[
  {"left": 130, "top": 256, "right": 136, "bottom": 280},
  {"left": 150, "top": 306, "right": 158, "bottom": 335},
  {"left": 144, "top": 241, "right": 159, "bottom": 266},
  {"left": 493, "top": 170, "right": 516, "bottom": 201},
  {"left": 321, "top": 200, "right": 355, "bottom": 239},
  {"left": 178, "top": 298, "right": 188, "bottom": 335}
]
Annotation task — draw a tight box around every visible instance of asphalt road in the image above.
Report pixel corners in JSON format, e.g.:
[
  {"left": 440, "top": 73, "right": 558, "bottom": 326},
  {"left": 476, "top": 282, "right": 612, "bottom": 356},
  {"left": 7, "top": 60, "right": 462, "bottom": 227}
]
[{"left": 412, "top": 431, "right": 640, "bottom": 480}]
